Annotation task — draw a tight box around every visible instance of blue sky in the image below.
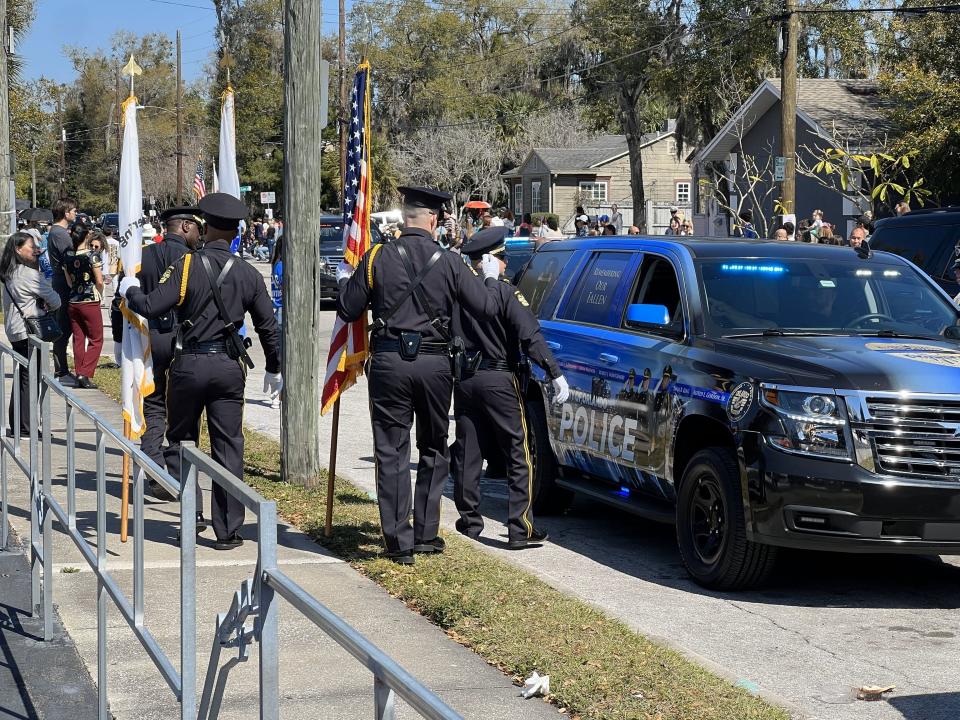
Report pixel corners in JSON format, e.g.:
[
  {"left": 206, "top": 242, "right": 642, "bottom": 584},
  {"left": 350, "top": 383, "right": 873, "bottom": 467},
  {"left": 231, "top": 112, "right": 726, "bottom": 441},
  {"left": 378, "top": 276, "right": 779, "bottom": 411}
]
[{"left": 17, "top": 0, "right": 346, "bottom": 86}]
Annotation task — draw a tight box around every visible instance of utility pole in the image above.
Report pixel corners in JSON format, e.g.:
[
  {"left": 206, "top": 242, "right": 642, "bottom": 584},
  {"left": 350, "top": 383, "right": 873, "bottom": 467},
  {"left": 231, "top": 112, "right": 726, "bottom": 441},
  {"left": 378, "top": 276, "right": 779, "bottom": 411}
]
[
  {"left": 780, "top": 0, "right": 798, "bottom": 217},
  {"left": 0, "top": 0, "right": 13, "bottom": 234},
  {"left": 58, "top": 96, "right": 66, "bottom": 198},
  {"left": 176, "top": 29, "right": 183, "bottom": 204},
  {"left": 281, "top": 0, "right": 325, "bottom": 487}
]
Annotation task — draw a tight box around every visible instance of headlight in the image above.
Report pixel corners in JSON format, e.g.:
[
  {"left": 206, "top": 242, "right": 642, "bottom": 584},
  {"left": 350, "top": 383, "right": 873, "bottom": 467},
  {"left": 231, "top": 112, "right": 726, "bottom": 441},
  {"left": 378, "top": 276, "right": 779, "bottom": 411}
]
[{"left": 760, "top": 387, "right": 851, "bottom": 460}]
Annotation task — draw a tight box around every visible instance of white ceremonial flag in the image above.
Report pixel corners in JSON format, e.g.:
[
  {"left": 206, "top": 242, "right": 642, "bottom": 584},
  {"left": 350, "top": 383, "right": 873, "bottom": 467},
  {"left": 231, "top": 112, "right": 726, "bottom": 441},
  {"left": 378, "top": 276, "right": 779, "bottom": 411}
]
[
  {"left": 218, "top": 86, "right": 241, "bottom": 198},
  {"left": 118, "top": 95, "right": 154, "bottom": 438},
  {"left": 213, "top": 160, "right": 220, "bottom": 193}
]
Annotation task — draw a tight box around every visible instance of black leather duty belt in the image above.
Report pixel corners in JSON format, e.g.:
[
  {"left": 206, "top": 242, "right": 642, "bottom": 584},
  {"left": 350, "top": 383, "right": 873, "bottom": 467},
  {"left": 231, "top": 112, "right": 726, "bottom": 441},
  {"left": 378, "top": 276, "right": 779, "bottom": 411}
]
[
  {"left": 477, "top": 358, "right": 512, "bottom": 372},
  {"left": 372, "top": 338, "right": 449, "bottom": 355},
  {"left": 181, "top": 341, "right": 229, "bottom": 354}
]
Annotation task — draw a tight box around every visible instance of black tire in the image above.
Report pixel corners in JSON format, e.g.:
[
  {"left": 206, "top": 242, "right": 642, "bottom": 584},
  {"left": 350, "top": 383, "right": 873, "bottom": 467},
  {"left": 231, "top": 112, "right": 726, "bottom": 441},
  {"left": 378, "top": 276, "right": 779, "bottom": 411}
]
[
  {"left": 525, "top": 393, "right": 574, "bottom": 515},
  {"left": 676, "top": 447, "right": 778, "bottom": 590}
]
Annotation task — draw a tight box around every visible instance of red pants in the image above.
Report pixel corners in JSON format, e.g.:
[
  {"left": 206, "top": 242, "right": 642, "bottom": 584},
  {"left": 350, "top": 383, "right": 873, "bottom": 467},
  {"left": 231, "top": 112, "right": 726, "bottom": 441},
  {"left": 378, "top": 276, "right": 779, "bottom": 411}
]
[{"left": 68, "top": 302, "right": 104, "bottom": 378}]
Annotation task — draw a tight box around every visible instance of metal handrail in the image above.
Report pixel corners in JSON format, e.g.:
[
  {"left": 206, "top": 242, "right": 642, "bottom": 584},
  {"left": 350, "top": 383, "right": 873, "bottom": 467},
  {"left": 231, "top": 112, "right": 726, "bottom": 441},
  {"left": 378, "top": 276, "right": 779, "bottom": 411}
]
[{"left": 0, "top": 337, "right": 463, "bottom": 720}]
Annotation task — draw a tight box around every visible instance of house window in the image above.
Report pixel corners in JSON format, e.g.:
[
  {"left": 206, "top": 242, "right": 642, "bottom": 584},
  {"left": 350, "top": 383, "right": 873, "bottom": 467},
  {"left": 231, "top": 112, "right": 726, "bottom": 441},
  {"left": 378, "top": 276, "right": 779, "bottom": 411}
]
[
  {"left": 675, "top": 182, "right": 691, "bottom": 204},
  {"left": 514, "top": 183, "right": 523, "bottom": 213},
  {"left": 578, "top": 181, "right": 608, "bottom": 203},
  {"left": 531, "top": 181, "right": 542, "bottom": 213}
]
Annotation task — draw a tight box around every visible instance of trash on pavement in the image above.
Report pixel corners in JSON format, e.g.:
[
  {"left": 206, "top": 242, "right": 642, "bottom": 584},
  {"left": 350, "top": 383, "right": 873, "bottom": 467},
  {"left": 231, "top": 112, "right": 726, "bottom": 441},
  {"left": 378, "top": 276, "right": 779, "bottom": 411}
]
[
  {"left": 856, "top": 685, "right": 895, "bottom": 701},
  {"left": 521, "top": 671, "right": 550, "bottom": 698}
]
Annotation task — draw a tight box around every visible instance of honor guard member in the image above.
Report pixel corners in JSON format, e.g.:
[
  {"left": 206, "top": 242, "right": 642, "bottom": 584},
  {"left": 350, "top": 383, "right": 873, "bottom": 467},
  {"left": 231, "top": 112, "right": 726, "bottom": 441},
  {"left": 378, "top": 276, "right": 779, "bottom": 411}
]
[
  {"left": 137, "top": 206, "right": 202, "bottom": 500},
  {"left": 119, "top": 193, "right": 283, "bottom": 550},
  {"left": 336, "top": 186, "right": 503, "bottom": 565},
  {"left": 453, "top": 227, "right": 570, "bottom": 548}
]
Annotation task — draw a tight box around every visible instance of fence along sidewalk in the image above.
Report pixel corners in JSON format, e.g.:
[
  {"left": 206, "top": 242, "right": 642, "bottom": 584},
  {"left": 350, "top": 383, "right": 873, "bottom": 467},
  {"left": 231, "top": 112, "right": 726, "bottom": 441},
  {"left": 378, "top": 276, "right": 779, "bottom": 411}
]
[{"left": 0, "top": 337, "right": 462, "bottom": 720}]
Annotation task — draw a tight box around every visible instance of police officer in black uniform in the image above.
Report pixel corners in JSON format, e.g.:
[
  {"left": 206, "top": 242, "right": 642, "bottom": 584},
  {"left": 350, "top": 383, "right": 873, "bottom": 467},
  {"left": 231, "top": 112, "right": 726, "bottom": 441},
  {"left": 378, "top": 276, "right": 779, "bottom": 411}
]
[
  {"left": 137, "top": 206, "right": 202, "bottom": 500},
  {"left": 336, "top": 186, "right": 503, "bottom": 564},
  {"left": 453, "top": 227, "right": 570, "bottom": 548},
  {"left": 119, "top": 193, "right": 282, "bottom": 550}
]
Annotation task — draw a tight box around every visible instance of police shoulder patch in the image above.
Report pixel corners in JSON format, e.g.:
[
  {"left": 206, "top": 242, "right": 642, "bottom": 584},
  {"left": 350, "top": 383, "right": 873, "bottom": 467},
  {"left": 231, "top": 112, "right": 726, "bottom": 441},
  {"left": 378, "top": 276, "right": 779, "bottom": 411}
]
[
  {"left": 159, "top": 264, "right": 175, "bottom": 284},
  {"left": 468, "top": 263, "right": 479, "bottom": 276},
  {"left": 514, "top": 290, "right": 530, "bottom": 307}
]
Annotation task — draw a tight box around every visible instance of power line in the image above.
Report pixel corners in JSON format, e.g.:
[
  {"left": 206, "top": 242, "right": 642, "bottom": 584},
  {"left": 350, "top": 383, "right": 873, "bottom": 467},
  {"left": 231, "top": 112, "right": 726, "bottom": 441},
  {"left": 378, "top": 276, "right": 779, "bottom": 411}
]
[{"left": 145, "top": 0, "right": 215, "bottom": 10}]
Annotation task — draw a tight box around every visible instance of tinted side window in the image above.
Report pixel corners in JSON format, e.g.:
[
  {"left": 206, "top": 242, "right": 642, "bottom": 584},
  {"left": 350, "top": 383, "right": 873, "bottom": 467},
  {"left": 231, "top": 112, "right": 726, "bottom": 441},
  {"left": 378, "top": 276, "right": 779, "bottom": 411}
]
[
  {"left": 625, "top": 255, "right": 684, "bottom": 335},
  {"left": 516, "top": 250, "right": 574, "bottom": 315},
  {"left": 871, "top": 225, "right": 959, "bottom": 279},
  {"left": 559, "top": 251, "right": 632, "bottom": 326}
]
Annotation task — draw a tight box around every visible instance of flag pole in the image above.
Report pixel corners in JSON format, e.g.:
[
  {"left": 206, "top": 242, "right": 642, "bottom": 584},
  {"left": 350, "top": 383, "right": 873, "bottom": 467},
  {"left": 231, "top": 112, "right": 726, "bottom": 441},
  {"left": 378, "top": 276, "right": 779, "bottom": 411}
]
[{"left": 325, "top": 400, "right": 339, "bottom": 537}]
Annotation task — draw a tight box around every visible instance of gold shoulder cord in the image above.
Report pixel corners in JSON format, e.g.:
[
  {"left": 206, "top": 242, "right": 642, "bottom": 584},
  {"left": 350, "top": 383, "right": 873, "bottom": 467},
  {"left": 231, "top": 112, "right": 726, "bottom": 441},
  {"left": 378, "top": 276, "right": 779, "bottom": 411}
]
[
  {"left": 178, "top": 254, "right": 193, "bottom": 306},
  {"left": 366, "top": 244, "right": 383, "bottom": 289}
]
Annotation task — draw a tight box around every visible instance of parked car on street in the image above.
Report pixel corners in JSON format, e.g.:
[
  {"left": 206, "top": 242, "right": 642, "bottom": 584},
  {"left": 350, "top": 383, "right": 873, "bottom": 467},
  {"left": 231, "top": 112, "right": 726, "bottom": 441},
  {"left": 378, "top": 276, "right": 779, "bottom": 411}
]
[
  {"left": 870, "top": 206, "right": 960, "bottom": 296},
  {"left": 318, "top": 216, "right": 384, "bottom": 300},
  {"left": 517, "top": 237, "right": 960, "bottom": 590}
]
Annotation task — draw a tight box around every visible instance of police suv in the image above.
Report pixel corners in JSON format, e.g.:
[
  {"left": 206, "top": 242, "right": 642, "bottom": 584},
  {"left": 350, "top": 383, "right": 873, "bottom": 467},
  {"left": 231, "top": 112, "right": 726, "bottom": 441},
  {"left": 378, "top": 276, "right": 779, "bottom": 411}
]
[{"left": 516, "top": 238, "right": 960, "bottom": 590}]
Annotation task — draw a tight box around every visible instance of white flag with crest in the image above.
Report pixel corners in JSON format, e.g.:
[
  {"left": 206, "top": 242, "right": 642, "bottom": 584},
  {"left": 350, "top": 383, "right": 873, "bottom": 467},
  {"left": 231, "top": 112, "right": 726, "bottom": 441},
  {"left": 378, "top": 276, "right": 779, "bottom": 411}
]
[
  {"left": 218, "top": 86, "right": 241, "bottom": 198},
  {"left": 118, "top": 95, "right": 154, "bottom": 438}
]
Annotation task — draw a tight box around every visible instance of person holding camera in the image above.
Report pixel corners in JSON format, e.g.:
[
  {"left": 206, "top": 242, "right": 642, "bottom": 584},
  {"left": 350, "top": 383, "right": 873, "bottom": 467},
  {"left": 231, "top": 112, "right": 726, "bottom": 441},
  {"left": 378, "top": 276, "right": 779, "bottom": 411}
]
[
  {"left": 336, "top": 186, "right": 503, "bottom": 565},
  {"left": 119, "top": 193, "right": 282, "bottom": 550},
  {"left": 1, "top": 231, "right": 61, "bottom": 435}
]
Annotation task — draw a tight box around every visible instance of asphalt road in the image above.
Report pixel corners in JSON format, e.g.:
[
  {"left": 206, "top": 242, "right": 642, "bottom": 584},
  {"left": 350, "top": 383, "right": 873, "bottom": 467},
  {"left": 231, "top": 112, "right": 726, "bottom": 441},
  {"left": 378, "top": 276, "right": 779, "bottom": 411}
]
[{"left": 210, "top": 262, "right": 960, "bottom": 720}]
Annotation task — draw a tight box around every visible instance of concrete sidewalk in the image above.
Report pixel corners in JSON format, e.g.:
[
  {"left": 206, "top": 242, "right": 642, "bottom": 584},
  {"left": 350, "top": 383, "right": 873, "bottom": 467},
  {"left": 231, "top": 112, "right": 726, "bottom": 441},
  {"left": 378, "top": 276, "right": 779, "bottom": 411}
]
[{"left": 1, "top": 353, "right": 557, "bottom": 718}]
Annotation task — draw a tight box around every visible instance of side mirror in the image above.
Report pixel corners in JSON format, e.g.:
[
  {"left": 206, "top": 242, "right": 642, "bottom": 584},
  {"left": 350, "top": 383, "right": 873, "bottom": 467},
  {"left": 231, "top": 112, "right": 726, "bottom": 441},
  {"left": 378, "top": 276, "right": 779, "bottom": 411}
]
[{"left": 625, "top": 303, "right": 671, "bottom": 327}]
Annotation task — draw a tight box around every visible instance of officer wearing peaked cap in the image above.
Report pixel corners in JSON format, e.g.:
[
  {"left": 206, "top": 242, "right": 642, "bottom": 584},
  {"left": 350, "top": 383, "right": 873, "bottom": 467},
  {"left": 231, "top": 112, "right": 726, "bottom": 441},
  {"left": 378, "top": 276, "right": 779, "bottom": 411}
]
[
  {"left": 135, "top": 205, "right": 202, "bottom": 500},
  {"left": 453, "top": 226, "right": 570, "bottom": 549},
  {"left": 119, "top": 193, "right": 282, "bottom": 550},
  {"left": 337, "top": 185, "right": 503, "bottom": 564}
]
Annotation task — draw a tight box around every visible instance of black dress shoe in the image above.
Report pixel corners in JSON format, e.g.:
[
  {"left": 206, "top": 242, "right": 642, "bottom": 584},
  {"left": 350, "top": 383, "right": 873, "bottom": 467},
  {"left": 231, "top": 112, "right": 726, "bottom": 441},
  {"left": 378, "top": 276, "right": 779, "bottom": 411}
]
[
  {"left": 508, "top": 528, "right": 549, "bottom": 550},
  {"left": 214, "top": 533, "right": 244, "bottom": 551},
  {"left": 148, "top": 479, "right": 176, "bottom": 501},
  {"left": 413, "top": 537, "right": 446, "bottom": 554},
  {"left": 176, "top": 513, "right": 209, "bottom": 541},
  {"left": 56, "top": 372, "right": 78, "bottom": 386},
  {"left": 455, "top": 519, "right": 481, "bottom": 540},
  {"left": 383, "top": 549, "right": 415, "bottom": 565},
  {"left": 76, "top": 375, "right": 98, "bottom": 389}
]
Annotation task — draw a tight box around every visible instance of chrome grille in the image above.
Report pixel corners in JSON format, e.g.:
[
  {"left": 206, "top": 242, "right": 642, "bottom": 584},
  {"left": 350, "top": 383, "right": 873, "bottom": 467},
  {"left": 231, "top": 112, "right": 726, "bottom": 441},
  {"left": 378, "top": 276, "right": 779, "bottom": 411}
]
[
  {"left": 854, "top": 395, "right": 960, "bottom": 480},
  {"left": 323, "top": 255, "right": 344, "bottom": 274}
]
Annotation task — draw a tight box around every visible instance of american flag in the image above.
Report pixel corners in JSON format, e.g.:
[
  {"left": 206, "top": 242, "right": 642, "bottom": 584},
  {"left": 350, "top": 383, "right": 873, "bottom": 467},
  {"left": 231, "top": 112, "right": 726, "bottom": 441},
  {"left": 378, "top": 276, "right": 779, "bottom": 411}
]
[
  {"left": 193, "top": 155, "right": 206, "bottom": 200},
  {"left": 321, "top": 61, "right": 372, "bottom": 415}
]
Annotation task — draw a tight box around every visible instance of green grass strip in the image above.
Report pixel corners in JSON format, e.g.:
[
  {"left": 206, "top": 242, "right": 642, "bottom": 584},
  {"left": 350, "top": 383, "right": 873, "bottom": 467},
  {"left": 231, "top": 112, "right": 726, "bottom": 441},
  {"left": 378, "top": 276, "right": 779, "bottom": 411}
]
[{"left": 95, "top": 365, "right": 788, "bottom": 720}]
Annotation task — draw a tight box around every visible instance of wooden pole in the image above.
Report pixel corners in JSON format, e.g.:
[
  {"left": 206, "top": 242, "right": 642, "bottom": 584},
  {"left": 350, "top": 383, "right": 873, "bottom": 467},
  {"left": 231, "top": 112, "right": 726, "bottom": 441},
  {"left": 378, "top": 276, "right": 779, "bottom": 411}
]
[
  {"left": 176, "top": 29, "right": 183, "bottom": 204},
  {"left": 780, "top": 0, "right": 798, "bottom": 216},
  {"left": 0, "top": 0, "right": 12, "bottom": 235},
  {"left": 324, "top": 401, "right": 338, "bottom": 537},
  {"left": 281, "top": 0, "right": 325, "bottom": 487},
  {"left": 120, "top": 419, "right": 130, "bottom": 543}
]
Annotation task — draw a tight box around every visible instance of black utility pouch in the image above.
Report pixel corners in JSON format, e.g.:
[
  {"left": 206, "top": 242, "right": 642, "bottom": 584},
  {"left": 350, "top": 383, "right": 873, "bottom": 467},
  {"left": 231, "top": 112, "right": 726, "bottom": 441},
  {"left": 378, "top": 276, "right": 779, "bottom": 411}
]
[
  {"left": 399, "top": 331, "right": 421, "bottom": 361},
  {"left": 466, "top": 351, "right": 482, "bottom": 374}
]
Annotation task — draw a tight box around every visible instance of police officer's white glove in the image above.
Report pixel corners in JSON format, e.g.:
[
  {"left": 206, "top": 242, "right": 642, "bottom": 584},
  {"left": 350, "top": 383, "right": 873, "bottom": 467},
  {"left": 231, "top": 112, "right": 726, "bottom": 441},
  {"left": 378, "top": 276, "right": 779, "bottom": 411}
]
[
  {"left": 480, "top": 254, "right": 500, "bottom": 280},
  {"left": 118, "top": 276, "right": 140, "bottom": 299},
  {"left": 551, "top": 375, "right": 570, "bottom": 404},
  {"left": 336, "top": 261, "right": 354, "bottom": 283},
  {"left": 263, "top": 372, "right": 283, "bottom": 398}
]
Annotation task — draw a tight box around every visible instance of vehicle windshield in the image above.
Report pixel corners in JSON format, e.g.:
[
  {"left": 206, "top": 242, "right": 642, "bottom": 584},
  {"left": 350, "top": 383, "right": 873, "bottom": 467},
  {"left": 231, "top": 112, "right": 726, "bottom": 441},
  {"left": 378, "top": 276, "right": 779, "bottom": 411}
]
[
  {"left": 697, "top": 257, "right": 959, "bottom": 338},
  {"left": 318, "top": 220, "right": 381, "bottom": 254}
]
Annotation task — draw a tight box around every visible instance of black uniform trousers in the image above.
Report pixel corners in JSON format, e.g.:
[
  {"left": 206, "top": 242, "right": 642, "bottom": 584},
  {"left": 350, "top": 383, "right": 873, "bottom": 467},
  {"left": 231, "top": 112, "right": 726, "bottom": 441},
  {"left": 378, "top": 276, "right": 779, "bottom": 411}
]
[
  {"left": 165, "top": 351, "right": 245, "bottom": 540},
  {"left": 452, "top": 370, "right": 535, "bottom": 541},
  {"left": 8, "top": 339, "right": 34, "bottom": 435},
  {"left": 368, "top": 351, "right": 452, "bottom": 553},
  {"left": 140, "top": 329, "right": 174, "bottom": 469},
  {"left": 52, "top": 287, "right": 72, "bottom": 376}
]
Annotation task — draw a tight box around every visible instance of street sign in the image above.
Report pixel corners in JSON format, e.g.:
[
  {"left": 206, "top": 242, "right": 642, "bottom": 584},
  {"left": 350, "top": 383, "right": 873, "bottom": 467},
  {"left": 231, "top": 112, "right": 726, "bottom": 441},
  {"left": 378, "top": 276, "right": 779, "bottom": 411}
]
[
  {"left": 239, "top": 184, "right": 251, "bottom": 192},
  {"left": 260, "top": 191, "right": 276, "bottom": 204},
  {"left": 774, "top": 156, "right": 786, "bottom": 182}
]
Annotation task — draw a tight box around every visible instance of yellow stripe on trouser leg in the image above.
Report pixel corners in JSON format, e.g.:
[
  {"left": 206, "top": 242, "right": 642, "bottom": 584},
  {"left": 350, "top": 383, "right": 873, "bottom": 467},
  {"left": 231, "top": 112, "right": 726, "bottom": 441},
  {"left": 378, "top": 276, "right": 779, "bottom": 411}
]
[{"left": 512, "top": 376, "right": 535, "bottom": 537}]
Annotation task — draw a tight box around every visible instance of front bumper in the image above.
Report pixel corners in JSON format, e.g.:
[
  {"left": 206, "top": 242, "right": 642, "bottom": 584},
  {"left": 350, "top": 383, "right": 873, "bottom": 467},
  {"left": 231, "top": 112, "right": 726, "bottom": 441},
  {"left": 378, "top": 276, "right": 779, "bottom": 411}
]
[
  {"left": 746, "top": 434, "right": 960, "bottom": 553},
  {"left": 319, "top": 274, "right": 338, "bottom": 299}
]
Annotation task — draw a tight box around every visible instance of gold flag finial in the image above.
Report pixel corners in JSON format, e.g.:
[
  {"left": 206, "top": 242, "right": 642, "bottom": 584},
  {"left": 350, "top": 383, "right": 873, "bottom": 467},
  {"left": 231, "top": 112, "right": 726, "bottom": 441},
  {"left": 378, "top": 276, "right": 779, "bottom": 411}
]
[{"left": 121, "top": 55, "right": 143, "bottom": 78}]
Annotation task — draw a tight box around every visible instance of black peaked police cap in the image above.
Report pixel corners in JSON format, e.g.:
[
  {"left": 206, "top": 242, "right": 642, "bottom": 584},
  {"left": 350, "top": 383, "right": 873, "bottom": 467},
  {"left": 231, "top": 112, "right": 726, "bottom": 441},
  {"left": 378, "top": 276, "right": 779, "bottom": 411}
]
[
  {"left": 460, "top": 226, "right": 508, "bottom": 261},
  {"left": 198, "top": 193, "right": 247, "bottom": 231},
  {"left": 160, "top": 205, "right": 202, "bottom": 224},
  {"left": 398, "top": 186, "right": 452, "bottom": 212}
]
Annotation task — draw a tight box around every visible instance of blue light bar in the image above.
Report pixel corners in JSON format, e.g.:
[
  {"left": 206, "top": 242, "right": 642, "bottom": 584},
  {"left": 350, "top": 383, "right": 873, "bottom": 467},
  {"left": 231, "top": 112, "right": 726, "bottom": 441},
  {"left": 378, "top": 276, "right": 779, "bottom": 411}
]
[{"left": 721, "top": 263, "right": 787, "bottom": 274}]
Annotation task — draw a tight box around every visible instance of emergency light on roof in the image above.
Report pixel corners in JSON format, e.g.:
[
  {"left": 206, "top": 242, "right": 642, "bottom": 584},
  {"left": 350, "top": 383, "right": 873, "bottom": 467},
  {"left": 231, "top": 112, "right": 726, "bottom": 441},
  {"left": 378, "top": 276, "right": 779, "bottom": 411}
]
[{"left": 720, "top": 263, "right": 786, "bottom": 274}]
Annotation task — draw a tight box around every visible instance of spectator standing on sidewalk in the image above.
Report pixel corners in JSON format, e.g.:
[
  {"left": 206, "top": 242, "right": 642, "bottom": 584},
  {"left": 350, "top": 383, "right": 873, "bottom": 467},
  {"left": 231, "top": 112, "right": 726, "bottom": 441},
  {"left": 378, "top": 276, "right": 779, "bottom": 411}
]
[
  {"left": 0, "top": 231, "right": 61, "bottom": 435},
  {"left": 610, "top": 203, "right": 623, "bottom": 234},
  {"left": 46, "top": 197, "right": 78, "bottom": 382},
  {"left": 738, "top": 209, "right": 758, "bottom": 239},
  {"left": 63, "top": 220, "right": 104, "bottom": 389}
]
